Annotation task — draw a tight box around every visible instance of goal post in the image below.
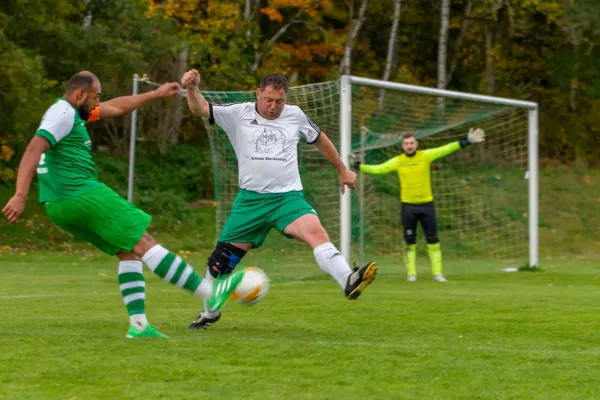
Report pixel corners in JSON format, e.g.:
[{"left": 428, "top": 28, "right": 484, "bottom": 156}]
[
  {"left": 127, "top": 73, "right": 139, "bottom": 203},
  {"left": 340, "top": 75, "right": 539, "bottom": 268},
  {"left": 339, "top": 75, "right": 353, "bottom": 263},
  {"left": 527, "top": 108, "right": 539, "bottom": 268}
]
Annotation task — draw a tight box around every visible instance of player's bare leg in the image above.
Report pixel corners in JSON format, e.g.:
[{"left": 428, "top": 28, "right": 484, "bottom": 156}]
[{"left": 284, "top": 213, "right": 377, "bottom": 300}]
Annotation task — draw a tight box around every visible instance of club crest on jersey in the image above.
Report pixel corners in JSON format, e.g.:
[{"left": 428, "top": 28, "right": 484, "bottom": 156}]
[{"left": 252, "top": 127, "right": 287, "bottom": 154}]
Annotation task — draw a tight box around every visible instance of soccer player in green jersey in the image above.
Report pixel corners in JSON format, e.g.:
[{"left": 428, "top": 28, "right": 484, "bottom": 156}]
[
  {"left": 2, "top": 71, "right": 246, "bottom": 339},
  {"left": 352, "top": 129, "right": 486, "bottom": 282},
  {"left": 181, "top": 69, "right": 377, "bottom": 329}
]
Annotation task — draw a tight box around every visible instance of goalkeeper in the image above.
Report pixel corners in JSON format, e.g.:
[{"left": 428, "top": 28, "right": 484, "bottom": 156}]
[{"left": 352, "top": 128, "right": 486, "bottom": 282}]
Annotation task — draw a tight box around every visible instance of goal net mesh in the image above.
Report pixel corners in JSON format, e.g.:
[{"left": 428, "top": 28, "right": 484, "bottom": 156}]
[{"left": 351, "top": 85, "right": 529, "bottom": 263}]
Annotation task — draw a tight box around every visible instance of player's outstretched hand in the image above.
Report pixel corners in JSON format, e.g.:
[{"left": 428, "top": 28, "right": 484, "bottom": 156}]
[
  {"left": 154, "top": 82, "right": 181, "bottom": 98},
  {"left": 467, "top": 128, "right": 486, "bottom": 144},
  {"left": 181, "top": 69, "right": 201, "bottom": 88},
  {"left": 2, "top": 195, "right": 26, "bottom": 224},
  {"left": 339, "top": 168, "right": 357, "bottom": 194}
]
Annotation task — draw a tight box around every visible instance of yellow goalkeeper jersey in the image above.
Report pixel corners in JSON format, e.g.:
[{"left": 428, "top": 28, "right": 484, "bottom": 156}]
[{"left": 359, "top": 141, "right": 461, "bottom": 204}]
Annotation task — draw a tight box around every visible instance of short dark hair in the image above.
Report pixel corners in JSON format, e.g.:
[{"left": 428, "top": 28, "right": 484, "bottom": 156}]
[
  {"left": 402, "top": 133, "right": 416, "bottom": 141},
  {"left": 259, "top": 73, "right": 288, "bottom": 93},
  {"left": 66, "top": 71, "right": 99, "bottom": 93}
]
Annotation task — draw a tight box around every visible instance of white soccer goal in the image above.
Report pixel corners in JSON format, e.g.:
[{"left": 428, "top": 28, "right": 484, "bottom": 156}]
[
  {"left": 339, "top": 76, "right": 538, "bottom": 268},
  {"left": 128, "top": 74, "right": 538, "bottom": 268}
]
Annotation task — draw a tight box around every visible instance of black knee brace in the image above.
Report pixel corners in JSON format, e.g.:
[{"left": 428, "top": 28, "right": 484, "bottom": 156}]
[
  {"left": 207, "top": 242, "right": 247, "bottom": 278},
  {"left": 426, "top": 236, "right": 439, "bottom": 244}
]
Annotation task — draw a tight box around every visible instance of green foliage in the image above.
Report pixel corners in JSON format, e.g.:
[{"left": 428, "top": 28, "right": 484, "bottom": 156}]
[
  {"left": 0, "top": 27, "right": 56, "bottom": 182},
  {"left": 0, "top": 0, "right": 183, "bottom": 182},
  {"left": 2, "top": 0, "right": 600, "bottom": 177},
  {"left": 95, "top": 143, "right": 214, "bottom": 201}
]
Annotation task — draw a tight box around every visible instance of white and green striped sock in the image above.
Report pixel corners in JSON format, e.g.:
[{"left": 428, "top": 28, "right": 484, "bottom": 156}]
[
  {"left": 118, "top": 260, "right": 148, "bottom": 329},
  {"left": 142, "top": 245, "right": 212, "bottom": 298}
]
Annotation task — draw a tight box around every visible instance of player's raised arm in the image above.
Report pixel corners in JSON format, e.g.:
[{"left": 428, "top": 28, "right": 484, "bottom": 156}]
[
  {"left": 424, "top": 128, "right": 486, "bottom": 162},
  {"left": 99, "top": 82, "right": 181, "bottom": 119},
  {"left": 2, "top": 136, "right": 50, "bottom": 223},
  {"left": 181, "top": 69, "right": 210, "bottom": 118},
  {"left": 352, "top": 155, "right": 400, "bottom": 175},
  {"left": 313, "top": 132, "right": 357, "bottom": 194}
]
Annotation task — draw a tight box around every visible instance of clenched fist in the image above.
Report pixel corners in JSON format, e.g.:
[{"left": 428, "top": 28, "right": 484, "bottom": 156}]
[
  {"left": 181, "top": 69, "right": 201, "bottom": 88},
  {"left": 153, "top": 82, "right": 181, "bottom": 98}
]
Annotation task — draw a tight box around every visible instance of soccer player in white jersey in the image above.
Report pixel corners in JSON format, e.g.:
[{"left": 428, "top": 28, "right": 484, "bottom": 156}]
[{"left": 181, "top": 70, "right": 378, "bottom": 329}]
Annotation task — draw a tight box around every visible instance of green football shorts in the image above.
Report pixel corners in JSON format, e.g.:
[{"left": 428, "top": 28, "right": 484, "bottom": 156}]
[
  {"left": 45, "top": 183, "right": 151, "bottom": 255},
  {"left": 219, "top": 189, "right": 317, "bottom": 249}
]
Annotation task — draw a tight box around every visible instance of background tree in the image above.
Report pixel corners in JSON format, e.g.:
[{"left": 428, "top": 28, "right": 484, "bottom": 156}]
[{"left": 2, "top": 0, "right": 600, "bottom": 186}]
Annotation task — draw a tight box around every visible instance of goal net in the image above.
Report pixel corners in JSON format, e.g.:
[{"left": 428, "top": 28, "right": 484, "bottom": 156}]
[
  {"left": 347, "top": 81, "right": 533, "bottom": 265},
  {"left": 133, "top": 76, "right": 537, "bottom": 268}
]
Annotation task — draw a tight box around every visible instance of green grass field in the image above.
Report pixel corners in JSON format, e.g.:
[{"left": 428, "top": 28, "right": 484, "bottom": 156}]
[{"left": 1, "top": 252, "right": 600, "bottom": 399}]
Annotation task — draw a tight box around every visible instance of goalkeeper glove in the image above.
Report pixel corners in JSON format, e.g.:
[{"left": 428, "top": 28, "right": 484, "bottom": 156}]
[
  {"left": 459, "top": 128, "right": 486, "bottom": 148},
  {"left": 468, "top": 128, "right": 486, "bottom": 143},
  {"left": 349, "top": 153, "right": 361, "bottom": 171}
]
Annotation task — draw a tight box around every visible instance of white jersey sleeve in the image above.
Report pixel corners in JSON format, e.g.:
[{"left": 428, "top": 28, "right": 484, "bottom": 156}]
[
  {"left": 37, "top": 100, "right": 76, "bottom": 146},
  {"left": 294, "top": 106, "right": 321, "bottom": 144},
  {"left": 208, "top": 102, "right": 248, "bottom": 138}
]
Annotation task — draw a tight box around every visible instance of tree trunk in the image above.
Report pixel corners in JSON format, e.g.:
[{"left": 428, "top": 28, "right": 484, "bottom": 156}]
[
  {"left": 244, "top": 0, "right": 252, "bottom": 40},
  {"left": 436, "top": 0, "right": 450, "bottom": 112},
  {"left": 570, "top": 44, "right": 579, "bottom": 112},
  {"left": 82, "top": 0, "right": 92, "bottom": 29},
  {"left": 446, "top": 0, "right": 472, "bottom": 87},
  {"left": 437, "top": 0, "right": 450, "bottom": 90},
  {"left": 339, "top": 0, "right": 369, "bottom": 75},
  {"left": 484, "top": 24, "right": 495, "bottom": 94},
  {"left": 168, "top": 46, "right": 189, "bottom": 144},
  {"left": 382, "top": 0, "right": 402, "bottom": 82},
  {"left": 251, "top": 12, "right": 302, "bottom": 73},
  {"left": 378, "top": 0, "right": 402, "bottom": 108},
  {"left": 244, "top": 0, "right": 251, "bottom": 19}
]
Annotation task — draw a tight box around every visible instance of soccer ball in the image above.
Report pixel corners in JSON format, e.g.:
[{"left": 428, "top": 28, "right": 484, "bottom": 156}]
[{"left": 231, "top": 267, "right": 269, "bottom": 305}]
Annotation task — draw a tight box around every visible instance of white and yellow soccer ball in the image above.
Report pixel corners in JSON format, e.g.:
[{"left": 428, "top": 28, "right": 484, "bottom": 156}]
[{"left": 231, "top": 267, "right": 270, "bottom": 305}]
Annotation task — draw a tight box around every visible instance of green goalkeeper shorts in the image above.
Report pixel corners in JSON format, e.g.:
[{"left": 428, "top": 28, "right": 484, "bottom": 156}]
[
  {"left": 218, "top": 189, "right": 317, "bottom": 249},
  {"left": 45, "top": 183, "right": 151, "bottom": 255}
]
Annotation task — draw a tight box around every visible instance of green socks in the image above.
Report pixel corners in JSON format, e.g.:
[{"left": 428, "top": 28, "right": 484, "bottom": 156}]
[
  {"left": 404, "top": 243, "right": 417, "bottom": 276},
  {"left": 427, "top": 242, "right": 443, "bottom": 276}
]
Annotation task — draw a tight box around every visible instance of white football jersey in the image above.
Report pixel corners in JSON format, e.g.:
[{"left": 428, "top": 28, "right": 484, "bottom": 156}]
[{"left": 209, "top": 102, "right": 321, "bottom": 193}]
